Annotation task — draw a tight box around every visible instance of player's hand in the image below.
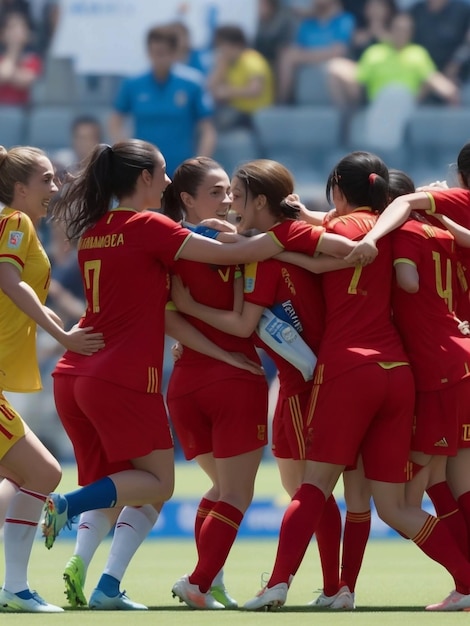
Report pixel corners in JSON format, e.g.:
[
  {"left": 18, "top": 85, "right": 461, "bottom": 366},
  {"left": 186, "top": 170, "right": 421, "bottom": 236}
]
[
  {"left": 224, "top": 352, "right": 264, "bottom": 375},
  {"left": 322, "top": 208, "right": 337, "bottom": 224},
  {"left": 171, "top": 341, "right": 183, "bottom": 362},
  {"left": 171, "top": 275, "right": 195, "bottom": 314},
  {"left": 416, "top": 180, "right": 449, "bottom": 191},
  {"left": 458, "top": 319, "right": 470, "bottom": 336},
  {"left": 199, "top": 218, "right": 236, "bottom": 233},
  {"left": 61, "top": 325, "right": 105, "bottom": 355},
  {"left": 344, "top": 237, "right": 378, "bottom": 265}
]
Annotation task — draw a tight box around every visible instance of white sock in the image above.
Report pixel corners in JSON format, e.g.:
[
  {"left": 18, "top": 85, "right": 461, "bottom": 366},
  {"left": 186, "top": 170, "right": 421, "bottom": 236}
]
[
  {"left": 3, "top": 487, "right": 46, "bottom": 593},
  {"left": 74, "top": 509, "right": 114, "bottom": 571},
  {"left": 0, "top": 478, "right": 20, "bottom": 529},
  {"left": 103, "top": 505, "right": 159, "bottom": 582}
]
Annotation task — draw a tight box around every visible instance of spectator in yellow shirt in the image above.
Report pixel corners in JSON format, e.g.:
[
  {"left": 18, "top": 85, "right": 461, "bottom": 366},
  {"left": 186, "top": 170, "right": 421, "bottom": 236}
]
[{"left": 208, "top": 25, "right": 274, "bottom": 131}]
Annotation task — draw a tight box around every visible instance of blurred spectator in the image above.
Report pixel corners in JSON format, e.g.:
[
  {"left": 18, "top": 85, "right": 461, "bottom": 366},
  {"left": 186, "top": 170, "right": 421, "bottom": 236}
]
[
  {"left": 164, "top": 21, "right": 213, "bottom": 77},
  {"left": 276, "top": 0, "right": 355, "bottom": 103},
  {"left": 208, "top": 25, "right": 274, "bottom": 131},
  {"left": 53, "top": 115, "right": 103, "bottom": 173},
  {"left": 0, "top": 10, "right": 42, "bottom": 105},
  {"left": 328, "top": 12, "right": 459, "bottom": 148},
  {"left": 410, "top": 0, "right": 470, "bottom": 79},
  {"left": 342, "top": 0, "right": 369, "bottom": 23},
  {"left": 109, "top": 26, "right": 216, "bottom": 177},
  {"left": 0, "top": 0, "right": 30, "bottom": 20},
  {"left": 254, "top": 0, "right": 296, "bottom": 69},
  {"left": 350, "top": 0, "right": 397, "bottom": 59}
]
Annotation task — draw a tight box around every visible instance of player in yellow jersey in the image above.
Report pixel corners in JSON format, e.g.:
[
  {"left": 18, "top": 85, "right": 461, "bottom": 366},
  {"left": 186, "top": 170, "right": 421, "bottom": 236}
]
[{"left": 0, "top": 145, "right": 104, "bottom": 613}]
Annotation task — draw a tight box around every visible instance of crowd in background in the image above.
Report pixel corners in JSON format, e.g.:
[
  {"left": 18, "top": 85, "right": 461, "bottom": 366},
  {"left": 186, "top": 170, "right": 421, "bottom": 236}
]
[{"left": 3, "top": 0, "right": 470, "bottom": 459}]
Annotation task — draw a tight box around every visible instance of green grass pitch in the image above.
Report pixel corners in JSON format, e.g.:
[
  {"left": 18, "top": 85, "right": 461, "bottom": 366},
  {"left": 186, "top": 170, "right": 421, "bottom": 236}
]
[{"left": 3, "top": 461, "right": 469, "bottom": 624}]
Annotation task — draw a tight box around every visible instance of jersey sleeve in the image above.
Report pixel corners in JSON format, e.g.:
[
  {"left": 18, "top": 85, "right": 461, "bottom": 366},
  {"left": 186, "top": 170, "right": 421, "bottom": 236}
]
[
  {"left": 269, "top": 221, "right": 325, "bottom": 255},
  {"left": 391, "top": 224, "right": 422, "bottom": 267},
  {"left": 244, "top": 260, "right": 279, "bottom": 307},
  {"left": 0, "top": 211, "right": 34, "bottom": 273},
  {"left": 141, "top": 212, "right": 193, "bottom": 267},
  {"left": 426, "top": 188, "right": 470, "bottom": 228}
]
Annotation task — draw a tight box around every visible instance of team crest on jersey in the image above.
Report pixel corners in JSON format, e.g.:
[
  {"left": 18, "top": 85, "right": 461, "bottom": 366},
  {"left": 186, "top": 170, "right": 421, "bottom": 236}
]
[{"left": 7, "top": 231, "right": 23, "bottom": 249}]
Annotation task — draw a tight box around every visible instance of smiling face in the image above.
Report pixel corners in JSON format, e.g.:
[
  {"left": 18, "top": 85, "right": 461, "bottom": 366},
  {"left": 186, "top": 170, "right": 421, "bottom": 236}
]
[
  {"left": 16, "top": 156, "right": 58, "bottom": 224},
  {"left": 230, "top": 175, "right": 258, "bottom": 233},
  {"left": 182, "top": 167, "right": 231, "bottom": 224}
]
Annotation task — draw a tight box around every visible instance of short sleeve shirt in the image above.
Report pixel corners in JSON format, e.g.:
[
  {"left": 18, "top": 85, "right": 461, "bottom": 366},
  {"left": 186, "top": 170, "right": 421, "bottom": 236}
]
[{"left": 0, "top": 208, "right": 50, "bottom": 391}]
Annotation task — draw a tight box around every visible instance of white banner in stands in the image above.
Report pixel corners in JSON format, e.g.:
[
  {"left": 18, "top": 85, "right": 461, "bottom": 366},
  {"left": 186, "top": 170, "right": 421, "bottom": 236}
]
[{"left": 51, "top": 0, "right": 257, "bottom": 75}]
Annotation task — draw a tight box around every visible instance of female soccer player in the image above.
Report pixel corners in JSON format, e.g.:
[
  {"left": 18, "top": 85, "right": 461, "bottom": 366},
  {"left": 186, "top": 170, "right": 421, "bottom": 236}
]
[
  {"left": 44, "top": 141, "right": 362, "bottom": 608},
  {"left": 0, "top": 145, "right": 104, "bottom": 613},
  {"left": 243, "top": 151, "right": 470, "bottom": 612},
  {"left": 169, "top": 158, "right": 360, "bottom": 610}
]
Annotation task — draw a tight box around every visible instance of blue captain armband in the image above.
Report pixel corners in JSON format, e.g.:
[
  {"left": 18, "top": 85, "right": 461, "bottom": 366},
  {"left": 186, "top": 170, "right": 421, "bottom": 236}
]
[
  {"left": 193, "top": 225, "right": 221, "bottom": 239},
  {"left": 256, "top": 308, "right": 317, "bottom": 382}
]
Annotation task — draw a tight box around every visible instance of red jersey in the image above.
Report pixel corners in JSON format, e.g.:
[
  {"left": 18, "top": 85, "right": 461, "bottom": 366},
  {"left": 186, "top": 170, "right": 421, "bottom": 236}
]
[
  {"left": 53, "top": 208, "right": 192, "bottom": 393},
  {"left": 425, "top": 188, "right": 470, "bottom": 322},
  {"left": 317, "top": 208, "right": 408, "bottom": 381},
  {"left": 244, "top": 258, "right": 325, "bottom": 395},
  {"left": 266, "top": 219, "right": 325, "bottom": 255},
  {"left": 392, "top": 219, "right": 470, "bottom": 391}
]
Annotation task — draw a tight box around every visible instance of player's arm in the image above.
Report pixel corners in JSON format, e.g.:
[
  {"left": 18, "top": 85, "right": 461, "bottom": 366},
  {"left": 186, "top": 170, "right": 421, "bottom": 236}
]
[
  {"left": 0, "top": 262, "right": 103, "bottom": 355},
  {"left": 434, "top": 215, "right": 470, "bottom": 248},
  {"left": 275, "top": 251, "right": 351, "bottom": 273},
  {"left": 344, "top": 192, "right": 432, "bottom": 264},
  {"left": 165, "top": 308, "right": 263, "bottom": 374},
  {"left": 171, "top": 275, "right": 263, "bottom": 338},
  {"left": 394, "top": 260, "right": 419, "bottom": 293}
]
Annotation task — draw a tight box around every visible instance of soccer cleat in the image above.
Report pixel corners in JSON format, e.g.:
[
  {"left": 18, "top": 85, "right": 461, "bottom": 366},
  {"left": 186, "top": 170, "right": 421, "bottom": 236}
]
[
  {"left": 210, "top": 584, "right": 238, "bottom": 609},
  {"left": 243, "top": 582, "right": 288, "bottom": 611},
  {"left": 171, "top": 574, "right": 224, "bottom": 610},
  {"left": 63, "top": 554, "right": 87, "bottom": 608},
  {"left": 426, "top": 589, "right": 470, "bottom": 611},
  {"left": 0, "top": 588, "right": 64, "bottom": 613},
  {"left": 89, "top": 588, "right": 148, "bottom": 610},
  {"left": 42, "top": 493, "right": 70, "bottom": 549},
  {"left": 309, "top": 585, "right": 355, "bottom": 610}
]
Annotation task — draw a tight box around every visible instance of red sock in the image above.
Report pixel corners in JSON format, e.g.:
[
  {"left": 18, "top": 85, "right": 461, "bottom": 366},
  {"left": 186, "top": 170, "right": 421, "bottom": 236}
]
[
  {"left": 189, "top": 501, "right": 243, "bottom": 593},
  {"left": 340, "top": 510, "right": 371, "bottom": 592},
  {"left": 269, "top": 483, "right": 326, "bottom": 587},
  {"left": 427, "top": 482, "right": 468, "bottom": 557},
  {"left": 194, "top": 497, "right": 216, "bottom": 551},
  {"left": 413, "top": 515, "right": 470, "bottom": 594},
  {"left": 458, "top": 491, "right": 470, "bottom": 559},
  {"left": 315, "top": 495, "right": 341, "bottom": 596}
]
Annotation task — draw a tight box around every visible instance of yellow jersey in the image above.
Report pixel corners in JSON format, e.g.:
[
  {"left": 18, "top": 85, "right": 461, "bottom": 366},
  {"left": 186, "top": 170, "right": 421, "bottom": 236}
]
[
  {"left": 227, "top": 49, "right": 274, "bottom": 113},
  {"left": 0, "top": 207, "right": 50, "bottom": 392}
]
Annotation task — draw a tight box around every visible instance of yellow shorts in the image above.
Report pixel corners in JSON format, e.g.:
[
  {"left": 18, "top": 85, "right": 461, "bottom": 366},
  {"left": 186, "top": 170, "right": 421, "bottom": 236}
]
[{"left": 0, "top": 392, "right": 26, "bottom": 460}]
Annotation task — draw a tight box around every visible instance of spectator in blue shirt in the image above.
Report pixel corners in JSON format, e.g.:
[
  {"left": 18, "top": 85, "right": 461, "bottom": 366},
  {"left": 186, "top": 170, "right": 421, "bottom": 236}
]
[
  {"left": 277, "top": 0, "right": 355, "bottom": 103},
  {"left": 108, "top": 27, "right": 216, "bottom": 177}
]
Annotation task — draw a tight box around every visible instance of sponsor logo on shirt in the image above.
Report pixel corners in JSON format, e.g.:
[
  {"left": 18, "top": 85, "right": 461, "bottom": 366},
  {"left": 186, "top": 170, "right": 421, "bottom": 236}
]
[{"left": 7, "top": 231, "right": 23, "bottom": 249}]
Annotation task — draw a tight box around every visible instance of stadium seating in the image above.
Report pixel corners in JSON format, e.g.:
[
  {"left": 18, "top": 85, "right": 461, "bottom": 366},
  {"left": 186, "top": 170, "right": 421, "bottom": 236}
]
[
  {"left": 0, "top": 106, "right": 27, "bottom": 147},
  {"left": 294, "top": 65, "right": 333, "bottom": 106},
  {"left": 213, "top": 127, "right": 261, "bottom": 174}
]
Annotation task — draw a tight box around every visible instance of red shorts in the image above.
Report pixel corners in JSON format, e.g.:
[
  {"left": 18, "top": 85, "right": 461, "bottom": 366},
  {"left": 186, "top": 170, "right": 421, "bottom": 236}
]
[
  {"left": 272, "top": 387, "right": 313, "bottom": 460},
  {"left": 307, "top": 364, "right": 414, "bottom": 482},
  {"left": 53, "top": 375, "right": 173, "bottom": 485},
  {"left": 413, "top": 386, "right": 459, "bottom": 455},
  {"left": 167, "top": 372, "right": 268, "bottom": 460}
]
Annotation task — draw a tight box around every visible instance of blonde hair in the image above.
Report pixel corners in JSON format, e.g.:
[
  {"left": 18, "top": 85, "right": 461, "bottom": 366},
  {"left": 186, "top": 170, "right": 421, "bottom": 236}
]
[{"left": 0, "top": 145, "right": 47, "bottom": 206}]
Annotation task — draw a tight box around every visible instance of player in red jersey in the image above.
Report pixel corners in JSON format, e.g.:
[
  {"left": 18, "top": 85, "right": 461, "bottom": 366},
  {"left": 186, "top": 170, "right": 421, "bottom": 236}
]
[
  {"left": 0, "top": 146, "right": 104, "bottom": 613},
  {"left": 43, "top": 140, "right": 367, "bottom": 607},
  {"left": 171, "top": 158, "right": 380, "bottom": 610},
  {"left": 244, "top": 151, "right": 470, "bottom": 612}
]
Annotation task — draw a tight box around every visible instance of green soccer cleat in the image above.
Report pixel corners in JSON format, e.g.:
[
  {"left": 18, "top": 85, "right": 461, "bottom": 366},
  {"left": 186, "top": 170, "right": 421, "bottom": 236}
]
[
  {"left": 42, "top": 493, "right": 69, "bottom": 550},
  {"left": 63, "top": 555, "right": 87, "bottom": 608},
  {"left": 210, "top": 584, "right": 238, "bottom": 609}
]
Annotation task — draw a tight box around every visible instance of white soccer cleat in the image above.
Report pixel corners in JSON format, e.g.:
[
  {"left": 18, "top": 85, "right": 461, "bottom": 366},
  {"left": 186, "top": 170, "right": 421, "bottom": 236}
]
[
  {"left": 171, "top": 575, "right": 224, "bottom": 610},
  {"left": 243, "top": 582, "right": 288, "bottom": 611},
  {"left": 308, "top": 585, "right": 355, "bottom": 609},
  {"left": 0, "top": 588, "right": 64, "bottom": 613},
  {"left": 426, "top": 589, "right": 470, "bottom": 611}
]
